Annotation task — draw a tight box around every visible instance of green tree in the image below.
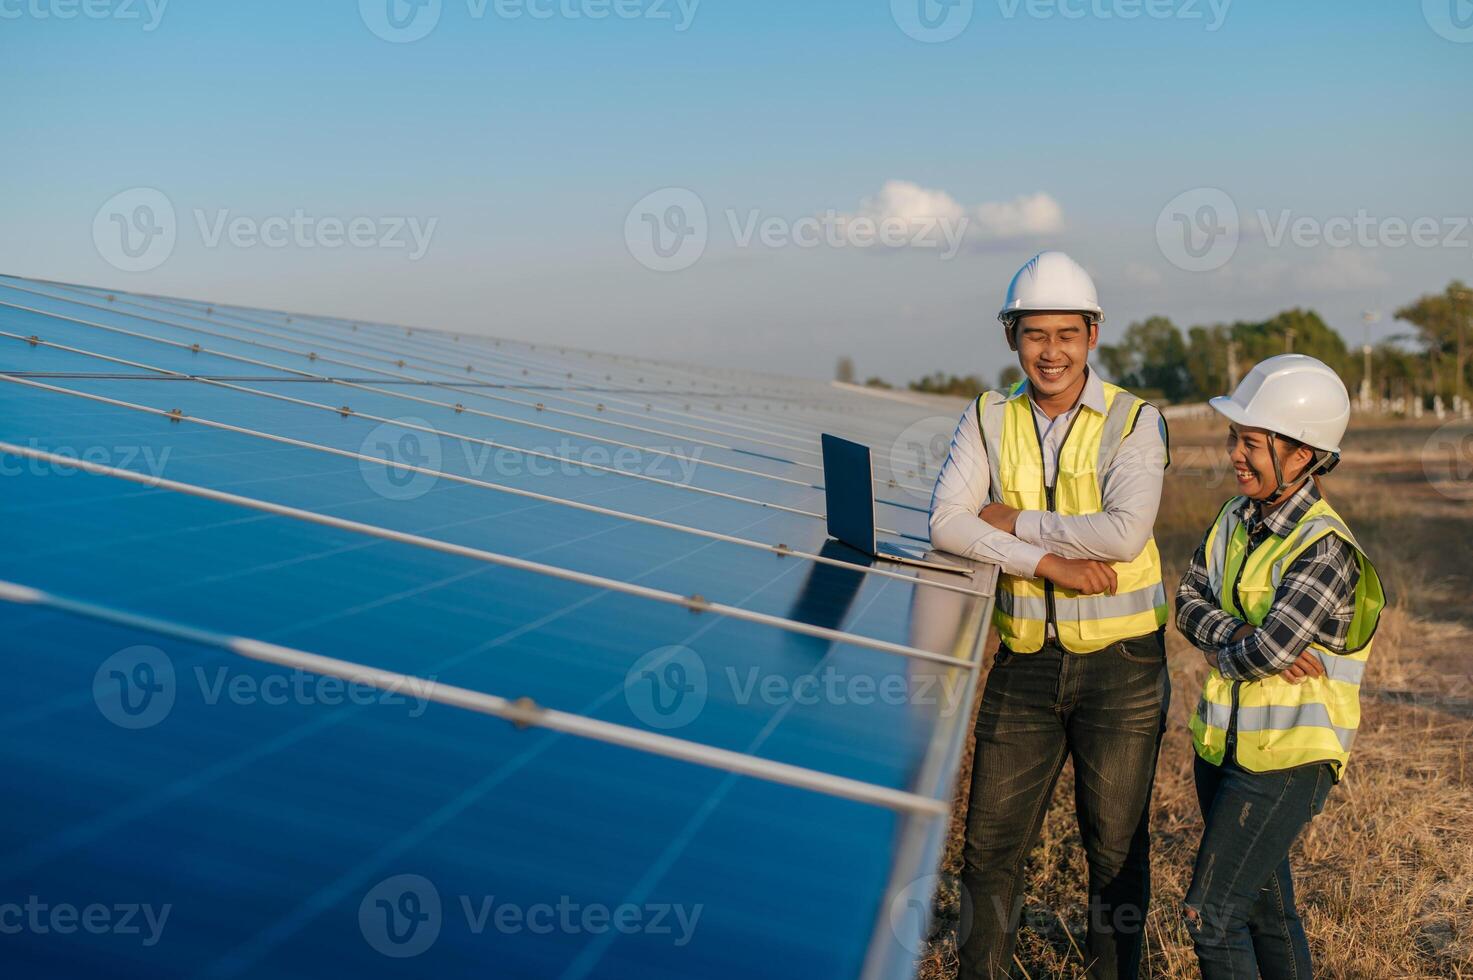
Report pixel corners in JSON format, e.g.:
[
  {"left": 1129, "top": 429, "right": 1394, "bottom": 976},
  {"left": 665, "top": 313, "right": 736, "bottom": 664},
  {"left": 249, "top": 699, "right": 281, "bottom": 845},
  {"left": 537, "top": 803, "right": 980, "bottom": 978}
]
[
  {"left": 1185, "top": 323, "right": 1231, "bottom": 400},
  {"left": 1097, "top": 316, "right": 1192, "bottom": 402},
  {"left": 1394, "top": 281, "right": 1472, "bottom": 401},
  {"left": 1231, "top": 309, "right": 1349, "bottom": 375},
  {"left": 998, "top": 365, "right": 1023, "bottom": 391}
]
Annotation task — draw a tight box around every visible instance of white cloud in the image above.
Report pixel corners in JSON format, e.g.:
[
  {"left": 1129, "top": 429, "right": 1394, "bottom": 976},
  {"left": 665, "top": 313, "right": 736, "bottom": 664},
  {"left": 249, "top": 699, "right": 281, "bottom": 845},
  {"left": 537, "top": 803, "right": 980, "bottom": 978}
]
[{"left": 843, "top": 180, "right": 1063, "bottom": 245}]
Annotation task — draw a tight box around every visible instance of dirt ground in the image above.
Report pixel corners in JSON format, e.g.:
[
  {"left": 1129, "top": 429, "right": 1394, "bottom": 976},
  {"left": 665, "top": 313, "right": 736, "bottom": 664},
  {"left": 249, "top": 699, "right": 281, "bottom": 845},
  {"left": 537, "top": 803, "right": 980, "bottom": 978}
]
[{"left": 917, "top": 415, "right": 1473, "bottom": 979}]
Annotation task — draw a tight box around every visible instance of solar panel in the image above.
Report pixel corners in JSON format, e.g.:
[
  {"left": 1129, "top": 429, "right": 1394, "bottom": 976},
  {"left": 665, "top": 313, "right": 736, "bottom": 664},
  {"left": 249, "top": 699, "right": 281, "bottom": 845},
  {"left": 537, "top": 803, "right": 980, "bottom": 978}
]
[{"left": 0, "top": 274, "right": 997, "bottom": 979}]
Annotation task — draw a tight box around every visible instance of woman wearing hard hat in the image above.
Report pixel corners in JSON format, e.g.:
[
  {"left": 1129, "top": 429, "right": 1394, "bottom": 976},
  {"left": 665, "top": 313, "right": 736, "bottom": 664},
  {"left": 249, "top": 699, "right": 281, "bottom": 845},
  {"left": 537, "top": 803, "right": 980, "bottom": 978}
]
[{"left": 1176, "top": 354, "right": 1385, "bottom": 979}]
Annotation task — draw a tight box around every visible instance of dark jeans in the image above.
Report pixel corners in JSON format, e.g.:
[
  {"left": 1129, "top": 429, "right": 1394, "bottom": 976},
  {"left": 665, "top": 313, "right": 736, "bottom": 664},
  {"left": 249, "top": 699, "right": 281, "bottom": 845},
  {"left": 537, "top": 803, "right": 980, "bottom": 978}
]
[
  {"left": 1185, "top": 753, "right": 1334, "bottom": 980},
  {"left": 959, "top": 632, "right": 1170, "bottom": 980}
]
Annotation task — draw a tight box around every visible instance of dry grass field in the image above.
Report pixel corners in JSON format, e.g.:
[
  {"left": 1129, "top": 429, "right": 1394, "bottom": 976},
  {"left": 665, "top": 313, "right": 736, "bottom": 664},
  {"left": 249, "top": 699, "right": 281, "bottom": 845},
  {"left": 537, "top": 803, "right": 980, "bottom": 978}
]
[{"left": 918, "top": 415, "right": 1473, "bottom": 980}]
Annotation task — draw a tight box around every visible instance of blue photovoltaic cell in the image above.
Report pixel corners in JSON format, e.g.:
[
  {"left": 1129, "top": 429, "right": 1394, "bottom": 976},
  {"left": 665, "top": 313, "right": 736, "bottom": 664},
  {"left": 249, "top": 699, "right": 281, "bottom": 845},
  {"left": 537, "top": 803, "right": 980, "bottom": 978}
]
[{"left": 0, "top": 277, "right": 995, "bottom": 979}]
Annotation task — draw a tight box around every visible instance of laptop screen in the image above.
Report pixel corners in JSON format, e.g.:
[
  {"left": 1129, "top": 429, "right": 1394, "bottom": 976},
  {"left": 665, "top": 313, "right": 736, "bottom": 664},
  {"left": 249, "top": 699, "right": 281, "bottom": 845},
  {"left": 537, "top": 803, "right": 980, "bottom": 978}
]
[{"left": 820, "top": 434, "right": 877, "bottom": 554}]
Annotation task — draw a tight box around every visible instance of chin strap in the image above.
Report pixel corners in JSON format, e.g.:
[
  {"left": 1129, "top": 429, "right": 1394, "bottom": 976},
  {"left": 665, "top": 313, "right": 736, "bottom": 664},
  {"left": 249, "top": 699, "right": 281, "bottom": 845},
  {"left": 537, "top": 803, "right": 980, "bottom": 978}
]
[{"left": 1265, "top": 434, "right": 1341, "bottom": 506}]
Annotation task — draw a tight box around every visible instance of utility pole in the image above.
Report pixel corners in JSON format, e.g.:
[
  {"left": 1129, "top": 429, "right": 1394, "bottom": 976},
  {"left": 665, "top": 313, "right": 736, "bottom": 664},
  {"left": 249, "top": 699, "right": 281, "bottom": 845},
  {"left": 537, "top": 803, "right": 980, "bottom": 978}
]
[
  {"left": 1361, "top": 311, "right": 1380, "bottom": 408},
  {"left": 1284, "top": 327, "right": 1296, "bottom": 353},
  {"left": 1226, "top": 339, "right": 1240, "bottom": 391}
]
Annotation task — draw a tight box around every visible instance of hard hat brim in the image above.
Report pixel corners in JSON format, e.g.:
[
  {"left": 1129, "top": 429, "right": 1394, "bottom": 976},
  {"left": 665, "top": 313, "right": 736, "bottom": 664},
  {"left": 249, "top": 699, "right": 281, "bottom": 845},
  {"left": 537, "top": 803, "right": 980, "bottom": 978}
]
[{"left": 1208, "top": 396, "right": 1342, "bottom": 453}]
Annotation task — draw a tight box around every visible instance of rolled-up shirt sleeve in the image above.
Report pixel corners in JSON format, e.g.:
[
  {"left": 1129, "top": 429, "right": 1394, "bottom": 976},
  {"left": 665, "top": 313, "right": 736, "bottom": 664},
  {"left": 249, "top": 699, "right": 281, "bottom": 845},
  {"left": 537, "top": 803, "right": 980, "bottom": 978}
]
[
  {"left": 928, "top": 398, "right": 1048, "bottom": 579},
  {"left": 1013, "top": 403, "right": 1167, "bottom": 563}
]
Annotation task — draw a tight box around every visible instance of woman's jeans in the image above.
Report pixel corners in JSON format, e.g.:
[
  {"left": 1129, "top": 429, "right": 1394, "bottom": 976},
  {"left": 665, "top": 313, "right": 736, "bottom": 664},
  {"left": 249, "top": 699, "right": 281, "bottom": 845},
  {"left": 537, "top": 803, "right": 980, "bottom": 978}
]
[
  {"left": 959, "top": 632, "right": 1170, "bottom": 979},
  {"left": 1186, "top": 752, "right": 1334, "bottom": 980}
]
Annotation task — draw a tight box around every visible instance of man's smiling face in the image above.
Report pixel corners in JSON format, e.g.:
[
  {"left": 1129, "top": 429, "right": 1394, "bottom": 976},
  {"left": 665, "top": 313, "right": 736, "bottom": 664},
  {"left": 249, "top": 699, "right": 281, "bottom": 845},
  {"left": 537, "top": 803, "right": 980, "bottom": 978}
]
[{"left": 1010, "top": 312, "right": 1096, "bottom": 400}]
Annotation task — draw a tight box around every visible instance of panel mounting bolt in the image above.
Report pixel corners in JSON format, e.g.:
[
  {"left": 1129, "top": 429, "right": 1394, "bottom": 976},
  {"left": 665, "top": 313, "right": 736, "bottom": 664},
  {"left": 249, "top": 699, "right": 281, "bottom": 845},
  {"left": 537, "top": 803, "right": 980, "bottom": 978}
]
[
  {"left": 508, "top": 696, "right": 539, "bottom": 730},
  {"left": 167, "top": 408, "right": 183, "bottom": 422},
  {"left": 454, "top": 403, "right": 465, "bottom": 414},
  {"left": 338, "top": 406, "right": 353, "bottom": 417}
]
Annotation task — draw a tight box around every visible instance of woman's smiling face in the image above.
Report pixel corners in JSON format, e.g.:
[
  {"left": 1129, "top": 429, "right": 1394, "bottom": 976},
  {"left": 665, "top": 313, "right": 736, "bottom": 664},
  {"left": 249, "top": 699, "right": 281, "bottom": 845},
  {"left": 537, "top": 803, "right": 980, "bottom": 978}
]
[{"left": 1225, "top": 423, "right": 1314, "bottom": 499}]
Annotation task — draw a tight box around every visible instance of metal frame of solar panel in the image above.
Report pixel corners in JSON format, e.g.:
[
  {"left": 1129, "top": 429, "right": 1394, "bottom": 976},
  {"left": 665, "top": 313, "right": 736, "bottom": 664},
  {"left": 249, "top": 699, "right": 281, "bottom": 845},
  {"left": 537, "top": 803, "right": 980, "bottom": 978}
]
[{"left": 0, "top": 273, "right": 997, "bottom": 980}]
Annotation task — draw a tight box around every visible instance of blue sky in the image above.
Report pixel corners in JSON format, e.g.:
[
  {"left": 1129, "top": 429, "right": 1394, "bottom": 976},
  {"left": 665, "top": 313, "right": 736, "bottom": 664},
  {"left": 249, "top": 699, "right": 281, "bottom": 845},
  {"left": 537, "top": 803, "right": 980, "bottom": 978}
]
[{"left": 2, "top": 0, "right": 1470, "bottom": 382}]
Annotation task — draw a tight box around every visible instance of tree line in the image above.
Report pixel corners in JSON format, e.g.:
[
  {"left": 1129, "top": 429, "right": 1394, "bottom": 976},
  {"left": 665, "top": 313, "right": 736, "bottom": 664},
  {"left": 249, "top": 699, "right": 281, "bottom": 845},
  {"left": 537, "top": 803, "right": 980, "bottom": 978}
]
[{"left": 842, "top": 280, "right": 1472, "bottom": 405}]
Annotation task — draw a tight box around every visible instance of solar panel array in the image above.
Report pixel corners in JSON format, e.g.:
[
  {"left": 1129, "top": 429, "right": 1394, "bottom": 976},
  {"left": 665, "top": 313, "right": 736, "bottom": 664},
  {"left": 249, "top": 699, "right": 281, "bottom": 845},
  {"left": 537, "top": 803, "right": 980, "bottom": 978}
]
[{"left": 0, "top": 273, "right": 997, "bottom": 979}]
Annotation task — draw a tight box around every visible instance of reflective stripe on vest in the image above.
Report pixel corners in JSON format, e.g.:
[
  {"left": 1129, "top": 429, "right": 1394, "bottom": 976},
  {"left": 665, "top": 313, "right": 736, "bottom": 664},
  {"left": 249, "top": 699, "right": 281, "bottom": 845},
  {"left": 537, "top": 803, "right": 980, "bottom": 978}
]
[
  {"left": 1188, "top": 495, "right": 1385, "bottom": 780},
  {"left": 982, "top": 381, "right": 1169, "bottom": 654}
]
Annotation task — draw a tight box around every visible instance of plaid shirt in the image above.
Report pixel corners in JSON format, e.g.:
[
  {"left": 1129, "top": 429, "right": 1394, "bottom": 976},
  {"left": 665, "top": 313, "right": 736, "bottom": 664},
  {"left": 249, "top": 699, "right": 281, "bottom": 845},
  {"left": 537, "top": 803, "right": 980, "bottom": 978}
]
[{"left": 1175, "top": 480, "right": 1360, "bottom": 680}]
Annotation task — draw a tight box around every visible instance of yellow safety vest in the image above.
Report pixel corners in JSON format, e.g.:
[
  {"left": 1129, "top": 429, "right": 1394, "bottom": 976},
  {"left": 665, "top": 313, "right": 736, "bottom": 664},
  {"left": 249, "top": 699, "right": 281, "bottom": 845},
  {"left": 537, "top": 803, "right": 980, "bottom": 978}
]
[
  {"left": 1188, "top": 495, "right": 1384, "bottom": 779},
  {"left": 979, "top": 381, "right": 1169, "bottom": 654}
]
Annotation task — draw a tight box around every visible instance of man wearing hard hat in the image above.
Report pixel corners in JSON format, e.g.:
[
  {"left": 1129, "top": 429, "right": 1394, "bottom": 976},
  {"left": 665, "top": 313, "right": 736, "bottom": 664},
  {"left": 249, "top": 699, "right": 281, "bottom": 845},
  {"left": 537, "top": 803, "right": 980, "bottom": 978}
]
[
  {"left": 931, "top": 251, "right": 1171, "bottom": 979},
  {"left": 1176, "top": 355, "right": 1384, "bottom": 979}
]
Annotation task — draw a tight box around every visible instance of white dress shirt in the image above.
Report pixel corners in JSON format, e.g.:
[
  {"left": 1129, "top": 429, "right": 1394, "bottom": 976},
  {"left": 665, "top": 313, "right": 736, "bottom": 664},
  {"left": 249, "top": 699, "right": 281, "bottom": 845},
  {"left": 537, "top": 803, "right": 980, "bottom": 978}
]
[{"left": 928, "top": 369, "right": 1168, "bottom": 579}]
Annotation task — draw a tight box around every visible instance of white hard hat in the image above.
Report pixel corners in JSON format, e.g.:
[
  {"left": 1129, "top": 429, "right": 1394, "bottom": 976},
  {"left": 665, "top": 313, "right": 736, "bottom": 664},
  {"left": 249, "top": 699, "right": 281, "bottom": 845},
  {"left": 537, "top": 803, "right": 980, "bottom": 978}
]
[
  {"left": 997, "top": 250, "right": 1104, "bottom": 325},
  {"left": 1209, "top": 354, "right": 1351, "bottom": 453}
]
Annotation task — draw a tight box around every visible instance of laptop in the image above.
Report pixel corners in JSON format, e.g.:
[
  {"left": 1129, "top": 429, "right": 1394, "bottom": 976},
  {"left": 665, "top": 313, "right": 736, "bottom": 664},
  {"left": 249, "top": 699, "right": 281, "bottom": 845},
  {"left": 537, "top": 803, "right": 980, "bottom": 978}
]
[{"left": 820, "top": 433, "right": 970, "bottom": 575}]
